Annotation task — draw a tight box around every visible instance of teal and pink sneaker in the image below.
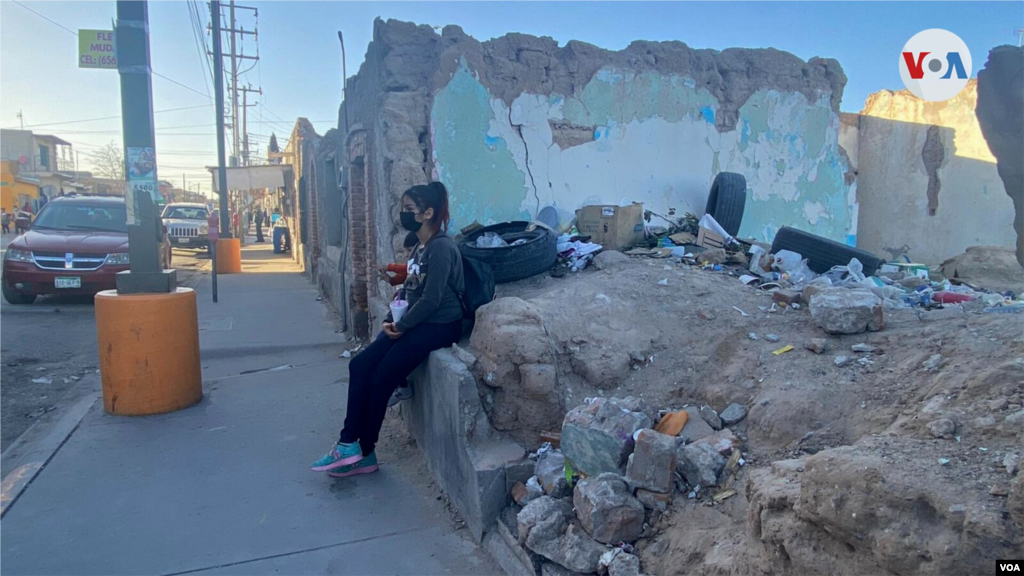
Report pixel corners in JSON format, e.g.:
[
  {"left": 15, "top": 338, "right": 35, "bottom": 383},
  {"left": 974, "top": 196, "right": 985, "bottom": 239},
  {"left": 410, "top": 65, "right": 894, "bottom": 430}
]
[
  {"left": 328, "top": 452, "right": 379, "bottom": 478},
  {"left": 310, "top": 442, "right": 363, "bottom": 471}
]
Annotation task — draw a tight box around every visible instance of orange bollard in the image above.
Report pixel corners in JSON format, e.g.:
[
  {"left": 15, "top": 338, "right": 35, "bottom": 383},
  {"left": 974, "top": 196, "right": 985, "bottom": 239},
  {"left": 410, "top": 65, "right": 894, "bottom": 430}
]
[
  {"left": 95, "top": 288, "right": 203, "bottom": 416},
  {"left": 216, "top": 238, "right": 242, "bottom": 273}
]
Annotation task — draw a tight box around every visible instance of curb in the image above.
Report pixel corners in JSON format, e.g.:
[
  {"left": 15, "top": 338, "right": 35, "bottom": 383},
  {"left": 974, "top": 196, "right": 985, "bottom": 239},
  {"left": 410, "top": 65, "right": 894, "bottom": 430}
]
[{"left": 0, "top": 374, "right": 101, "bottom": 517}]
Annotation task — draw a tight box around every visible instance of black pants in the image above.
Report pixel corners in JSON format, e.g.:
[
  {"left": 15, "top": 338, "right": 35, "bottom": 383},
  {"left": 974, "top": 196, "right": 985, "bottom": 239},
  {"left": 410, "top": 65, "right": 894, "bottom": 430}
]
[
  {"left": 339, "top": 320, "right": 462, "bottom": 455},
  {"left": 255, "top": 223, "right": 265, "bottom": 242}
]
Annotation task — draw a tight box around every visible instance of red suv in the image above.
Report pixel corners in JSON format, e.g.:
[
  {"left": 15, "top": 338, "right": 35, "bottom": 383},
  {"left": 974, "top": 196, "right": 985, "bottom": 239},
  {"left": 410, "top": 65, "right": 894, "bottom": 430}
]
[{"left": 2, "top": 195, "right": 171, "bottom": 304}]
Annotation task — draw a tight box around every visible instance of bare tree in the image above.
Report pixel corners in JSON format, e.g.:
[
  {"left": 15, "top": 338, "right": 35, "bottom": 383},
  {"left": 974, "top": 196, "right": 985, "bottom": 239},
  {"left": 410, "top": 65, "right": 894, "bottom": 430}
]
[{"left": 90, "top": 141, "right": 124, "bottom": 181}]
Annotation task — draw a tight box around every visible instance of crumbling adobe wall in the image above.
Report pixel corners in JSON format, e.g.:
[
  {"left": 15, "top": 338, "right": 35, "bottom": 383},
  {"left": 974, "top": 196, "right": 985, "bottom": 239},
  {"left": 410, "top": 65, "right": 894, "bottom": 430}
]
[
  {"left": 976, "top": 45, "right": 1024, "bottom": 268},
  {"left": 854, "top": 82, "right": 1016, "bottom": 265},
  {"left": 427, "top": 25, "right": 855, "bottom": 243}
]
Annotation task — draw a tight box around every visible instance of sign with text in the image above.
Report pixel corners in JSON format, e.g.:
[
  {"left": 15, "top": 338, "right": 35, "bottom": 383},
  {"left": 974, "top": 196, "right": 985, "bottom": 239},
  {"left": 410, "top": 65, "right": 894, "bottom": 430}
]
[
  {"left": 127, "top": 179, "right": 158, "bottom": 226},
  {"left": 78, "top": 30, "right": 117, "bottom": 69}
]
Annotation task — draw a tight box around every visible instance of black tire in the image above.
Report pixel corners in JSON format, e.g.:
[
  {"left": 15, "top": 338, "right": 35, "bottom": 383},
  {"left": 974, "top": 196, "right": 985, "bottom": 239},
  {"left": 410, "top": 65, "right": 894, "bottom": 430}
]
[
  {"left": 3, "top": 282, "right": 36, "bottom": 305},
  {"left": 771, "top": 226, "right": 883, "bottom": 276},
  {"left": 705, "top": 172, "right": 747, "bottom": 236},
  {"left": 459, "top": 221, "right": 558, "bottom": 284}
]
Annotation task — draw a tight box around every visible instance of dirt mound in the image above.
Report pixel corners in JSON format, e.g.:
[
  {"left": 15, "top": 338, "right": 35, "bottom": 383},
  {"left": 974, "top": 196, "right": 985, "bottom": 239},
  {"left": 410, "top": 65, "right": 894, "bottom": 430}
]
[{"left": 474, "top": 256, "right": 1023, "bottom": 575}]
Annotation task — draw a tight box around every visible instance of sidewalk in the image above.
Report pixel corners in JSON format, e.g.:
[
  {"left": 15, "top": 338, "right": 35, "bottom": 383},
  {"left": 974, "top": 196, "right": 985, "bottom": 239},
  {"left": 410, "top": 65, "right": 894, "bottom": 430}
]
[{"left": 0, "top": 240, "right": 498, "bottom": 575}]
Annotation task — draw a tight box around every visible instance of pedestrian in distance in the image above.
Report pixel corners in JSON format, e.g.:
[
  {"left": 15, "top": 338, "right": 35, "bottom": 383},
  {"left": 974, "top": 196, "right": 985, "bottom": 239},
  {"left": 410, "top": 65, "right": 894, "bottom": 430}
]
[
  {"left": 254, "top": 208, "right": 266, "bottom": 243},
  {"left": 311, "top": 182, "right": 465, "bottom": 478},
  {"left": 1, "top": 209, "right": 10, "bottom": 234}
]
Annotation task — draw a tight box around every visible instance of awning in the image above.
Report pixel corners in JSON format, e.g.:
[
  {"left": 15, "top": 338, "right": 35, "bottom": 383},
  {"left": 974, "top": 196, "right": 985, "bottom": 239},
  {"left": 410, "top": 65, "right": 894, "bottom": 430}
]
[{"left": 207, "top": 164, "right": 293, "bottom": 193}]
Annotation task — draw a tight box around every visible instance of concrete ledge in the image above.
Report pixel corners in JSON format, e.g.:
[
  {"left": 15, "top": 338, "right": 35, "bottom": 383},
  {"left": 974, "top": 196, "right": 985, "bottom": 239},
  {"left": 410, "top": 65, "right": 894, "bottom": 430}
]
[{"left": 403, "top": 348, "right": 525, "bottom": 542}]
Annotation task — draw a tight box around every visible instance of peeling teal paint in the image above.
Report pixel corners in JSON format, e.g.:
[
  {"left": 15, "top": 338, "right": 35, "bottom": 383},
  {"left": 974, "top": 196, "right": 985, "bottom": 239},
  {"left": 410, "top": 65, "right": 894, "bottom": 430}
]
[
  {"left": 562, "top": 69, "right": 718, "bottom": 127},
  {"left": 700, "top": 106, "right": 715, "bottom": 124},
  {"left": 431, "top": 63, "right": 528, "bottom": 232}
]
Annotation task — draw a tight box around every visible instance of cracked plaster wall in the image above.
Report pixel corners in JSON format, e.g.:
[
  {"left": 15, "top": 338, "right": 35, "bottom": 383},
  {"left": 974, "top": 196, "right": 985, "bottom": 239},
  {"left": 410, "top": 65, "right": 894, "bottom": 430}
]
[
  {"left": 429, "top": 27, "right": 856, "bottom": 244},
  {"left": 854, "top": 82, "right": 1015, "bottom": 264}
]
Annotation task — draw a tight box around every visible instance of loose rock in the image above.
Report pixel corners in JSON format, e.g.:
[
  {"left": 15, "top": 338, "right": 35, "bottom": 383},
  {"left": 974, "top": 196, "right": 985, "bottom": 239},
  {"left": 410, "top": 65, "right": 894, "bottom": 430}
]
[
  {"left": 922, "top": 354, "right": 943, "bottom": 370},
  {"left": 635, "top": 488, "right": 671, "bottom": 512},
  {"left": 678, "top": 406, "right": 715, "bottom": 444},
  {"left": 518, "top": 496, "right": 573, "bottom": 545},
  {"left": 765, "top": 334, "right": 780, "bottom": 343},
  {"left": 809, "top": 288, "right": 885, "bottom": 334},
  {"left": 625, "top": 429, "right": 677, "bottom": 493},
  {"left": 573, "top": 473, "right": 645, "bottom": 544},
  {"left": 561, "top": 397, "right": 652, "bottom": 477},
  {"left": 699, "top": 406, "right": 723, "bottom": 430},
  {"left": 926, "top": 418, "right": 956, "bottom": 438},
  {"left": 593, "top": 250, "right": 630, "bottom": 271},
  {"left": 536, "top": 450, "right": 570, "bottom": 497},
  {"left": 805, "top": 338, "right": 831, "bottom": 354},
  {"left": 608, "top": 552, "right": 642, "bottom": 576},
  {"left": 772, "top": 289, "right": 802, "bottom": 306},
  {"left": 677, "top": 442, "right": 727, "bottom": 488},
  {"left": 851, "top": 343, "right": 878, "bottom": 353},
  {"left": 1004, "top": 452, "right": 1020, "bottom": 475},
  {"left": 835, "top": 355, "right": 853, "bottom": 367},
  {"left": 527, "top": 523, "right": 607, "bottom": 574},
  {"left": 690, "top": 428, "right": 742, "bottom": 456},
  {"left": 720, "top": 403, "right": 748, "bottom": 425}
]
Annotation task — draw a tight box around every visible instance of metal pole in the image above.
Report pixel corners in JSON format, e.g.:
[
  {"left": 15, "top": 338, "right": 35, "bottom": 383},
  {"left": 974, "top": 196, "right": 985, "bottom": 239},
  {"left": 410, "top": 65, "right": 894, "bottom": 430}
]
[
  {"left": 229, "top": 1, "right": 239, "bottom": 167},
  {"left": 114, "top": 0, "right": 174, "bottom": 293},
  {"left": 211, "top": 0, "right": 230, "bottom": 238}
]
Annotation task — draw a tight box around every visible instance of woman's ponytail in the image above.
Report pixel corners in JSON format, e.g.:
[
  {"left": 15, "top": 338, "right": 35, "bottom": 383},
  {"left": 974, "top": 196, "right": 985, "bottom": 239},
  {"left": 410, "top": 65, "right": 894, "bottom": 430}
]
[{"left": 403, "top": 181, "right": 451, "bottom": 233}]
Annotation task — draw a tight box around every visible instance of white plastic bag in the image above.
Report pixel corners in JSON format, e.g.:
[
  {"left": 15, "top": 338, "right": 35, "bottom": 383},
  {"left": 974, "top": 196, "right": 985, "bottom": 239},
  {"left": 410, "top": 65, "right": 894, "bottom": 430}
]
[
  {"left": 772, "top": 250, "right": 803, "bottom": 272},
  {"left": 787, "top": 259, "right": 817, "bottom": 287},
  {"left": 698, "top": 214, "right": 736, "bottom": 244},
  {"left": 476, "top": 232, "right": 507, "bottom": 248}
]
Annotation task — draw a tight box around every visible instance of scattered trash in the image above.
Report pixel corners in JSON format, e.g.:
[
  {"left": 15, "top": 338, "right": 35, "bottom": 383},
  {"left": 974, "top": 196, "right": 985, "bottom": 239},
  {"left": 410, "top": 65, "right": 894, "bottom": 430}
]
[
  {"left": 712, "top": 488, "right": 737, "bottom": 502},
  {"left": 31, "top": 377, "right": 52, "bottom": 385},
  {"left": 739, "top": 274, "right": 760, "bottom": 286},
  {"left": 732, "top": 306, "right": 750, "bottom": 317},
  {"left": 657, "top": 279, "right": 669, "bottom": 286},
  {"left": 476, "top": 232, "right": 508, "bottom": 248},
  {"left": 938, "top": 458, "right": 951, "bottom": 466},
  {"left": 857, "top": 357, "right": 874, "bottom": 367},
  {"left": 851, "top": 343, "right": 879, "bottom": 354},
  {"left": 341, "top": 351, "right": 352, "bottom": 359},
  {"left": 765, "top": 334, "right": 780, "bottom": 343},
  {"left": 748, "top": 332, "right": 758, "bottom": 341},
  {"left": 791, "top": 303, "right": 801, "bottom": 310},
  {"left": 772, "top": 345, "right": 795, "bottom": 356}
]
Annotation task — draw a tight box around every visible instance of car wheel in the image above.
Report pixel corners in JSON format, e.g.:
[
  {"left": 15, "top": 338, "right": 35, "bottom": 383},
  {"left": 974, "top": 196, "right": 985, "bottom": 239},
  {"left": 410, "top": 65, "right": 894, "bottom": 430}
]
[
  {"left": 704, "top": 172, "right": 747, "bottom": 237},
  {"left": 459, "top": 221, "right": 558, "bottom": 284},
  {"left": 3, "top": 282, "right": 37, "bottom": 305}
]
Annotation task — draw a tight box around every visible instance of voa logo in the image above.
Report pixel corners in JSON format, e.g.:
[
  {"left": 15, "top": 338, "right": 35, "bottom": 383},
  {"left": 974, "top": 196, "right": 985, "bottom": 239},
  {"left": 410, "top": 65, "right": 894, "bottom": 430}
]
[{"left": 899, "top": 29, "right": 972, "bottom": 102}]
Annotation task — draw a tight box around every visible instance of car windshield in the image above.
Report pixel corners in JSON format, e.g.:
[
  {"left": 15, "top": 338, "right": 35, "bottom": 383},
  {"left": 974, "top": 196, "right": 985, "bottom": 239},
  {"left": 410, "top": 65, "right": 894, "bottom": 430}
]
[
  {"left": 31, "top": 204, "right": 127, "bottom": 233},
  {"left": 162, "top": 206, "right": 208, "bottom": 220}
]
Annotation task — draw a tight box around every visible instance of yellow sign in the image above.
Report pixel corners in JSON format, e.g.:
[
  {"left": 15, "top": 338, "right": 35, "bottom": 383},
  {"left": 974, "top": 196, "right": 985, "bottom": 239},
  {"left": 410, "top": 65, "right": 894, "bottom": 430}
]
[{"left": 78, "top": 30, "right": 117, "bottom": 69}]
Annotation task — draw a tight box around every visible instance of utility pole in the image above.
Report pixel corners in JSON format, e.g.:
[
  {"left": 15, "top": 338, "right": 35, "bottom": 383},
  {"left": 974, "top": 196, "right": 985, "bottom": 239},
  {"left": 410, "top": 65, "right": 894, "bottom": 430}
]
[
  {"left": 114, "top": 0, "right": 174, "bottom": 293},
  {"left": 239, "top": 85, "right": 261, "bottom": 166},
  {"left": 17, "top": 110, "right": 23, "bottom": 130},
  {"left": 211, "top": 1, "right": 230, "bottom": 238},
  {"left": 229, "top": 1, "right": 239, "bottom": 167}
]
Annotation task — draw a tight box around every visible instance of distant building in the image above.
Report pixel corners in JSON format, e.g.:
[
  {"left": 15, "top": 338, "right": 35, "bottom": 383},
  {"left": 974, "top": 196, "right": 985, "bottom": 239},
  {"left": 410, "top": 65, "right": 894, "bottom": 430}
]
[
  {"left": 0, "top": 160, "right": 40, "bottom": 214},
  {"left": 0, "top": 129, "right": 79, "bottom": 199}
]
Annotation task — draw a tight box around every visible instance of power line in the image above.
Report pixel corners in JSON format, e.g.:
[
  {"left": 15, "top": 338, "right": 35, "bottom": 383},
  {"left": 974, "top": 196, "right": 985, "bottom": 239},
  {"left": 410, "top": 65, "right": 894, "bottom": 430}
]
[
  {"left": 4, "top": 104, "right": 213, "bottom": 130},
  {"left": 12, "top": 0, "right": 212, "bottom": 101}
]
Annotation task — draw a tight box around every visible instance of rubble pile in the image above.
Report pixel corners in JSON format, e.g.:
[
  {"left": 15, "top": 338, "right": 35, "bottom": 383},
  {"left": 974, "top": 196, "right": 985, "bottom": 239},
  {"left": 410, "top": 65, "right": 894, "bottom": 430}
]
[{"left": 500, "top": 395, "right": 754, "bottom": 576}]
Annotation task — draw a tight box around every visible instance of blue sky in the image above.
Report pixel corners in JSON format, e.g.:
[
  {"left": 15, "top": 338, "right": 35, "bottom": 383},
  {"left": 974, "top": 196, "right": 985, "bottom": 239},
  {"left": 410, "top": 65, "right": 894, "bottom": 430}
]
[{"left": 1, "top": 1, "right": 1019, "bottom": 195}]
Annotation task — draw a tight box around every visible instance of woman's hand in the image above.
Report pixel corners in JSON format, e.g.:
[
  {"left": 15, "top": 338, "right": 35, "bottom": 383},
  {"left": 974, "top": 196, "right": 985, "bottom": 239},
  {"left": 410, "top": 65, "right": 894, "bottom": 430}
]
[
  {"left": 383, "top": 322, "right": 403, "bottom": 340},
  {"left": 378, "top": 265, "right": 392, "bottom": 282}
]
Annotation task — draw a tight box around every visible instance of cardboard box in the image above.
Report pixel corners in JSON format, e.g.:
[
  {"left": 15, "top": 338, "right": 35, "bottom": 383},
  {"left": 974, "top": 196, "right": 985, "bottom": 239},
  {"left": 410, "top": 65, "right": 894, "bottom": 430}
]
[
  {"left": 697, "top": 226, "right": 726, "bottom": 249},
  {"left": 575, "top": 204, "right": 645, "bottom": 250}
]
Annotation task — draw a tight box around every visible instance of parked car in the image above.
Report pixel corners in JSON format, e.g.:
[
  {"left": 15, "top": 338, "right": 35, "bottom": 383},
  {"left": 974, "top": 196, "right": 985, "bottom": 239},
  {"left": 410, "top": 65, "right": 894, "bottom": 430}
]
[
  {"left": 2, "top": 195, "right": 171, "bottom": 304},
  {"left": 161, "top": 202, "right": 210, "bottom": 251}
]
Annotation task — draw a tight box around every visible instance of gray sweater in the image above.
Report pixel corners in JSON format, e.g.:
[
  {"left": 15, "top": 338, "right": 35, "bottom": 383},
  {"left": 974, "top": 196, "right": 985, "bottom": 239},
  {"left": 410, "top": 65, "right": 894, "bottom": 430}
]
[{"left": 392, "top": 233, "right": 465, "bottom": 332}]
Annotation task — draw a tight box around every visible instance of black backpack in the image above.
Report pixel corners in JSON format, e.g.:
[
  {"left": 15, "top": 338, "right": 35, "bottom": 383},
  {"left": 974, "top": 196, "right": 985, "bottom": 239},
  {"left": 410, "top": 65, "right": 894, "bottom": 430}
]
[{"left": 454, "top": 251, "right": 495, "bottom": 322}]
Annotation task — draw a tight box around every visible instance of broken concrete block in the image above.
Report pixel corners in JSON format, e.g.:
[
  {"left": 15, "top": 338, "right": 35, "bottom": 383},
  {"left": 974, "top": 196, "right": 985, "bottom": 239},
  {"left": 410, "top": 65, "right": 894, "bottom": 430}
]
[
  {"left": 573, "top": 473, "right": 645, "bottom": 544},
  {"left": 809, "top": 288, "right": 885, "bottom": 334},
  {"left": 805, "top": 338, "right": 831, "bottom": 354},
  {"left": 801, "top": 283, "right": 825, "bottom": 305},
  {"left": 720, "top": 403, "right": 748, "bottom": 425},
  {"left": 677, "top": 442, "right": 727, "bottom": 488},
  {"left": 690, "top": 428, "right": 741, "bottom": 456},
  {"left": 608, "top": 552, "right": 642, "bottom": 576},
  {"left": 624, "top": 429, "right": 677, "bottom": 493},
  {"left": 678, "top": 406, "right": 715, "bottom": 444},
  {"left": 527, "top": 523, "right": 607, "bottom": 574},
  {"left": 536, "top": 450, "right": 569, "bottom": 497},
  {"left": 517, "top": 496, "right": 572, "bottom": 545},
  {"left": 635, "top": 488, "right": 671, "bottom": 512},
  {"left": 926, "top": 418, "right": 956, "bottom": 438},
  {"left": 561, "top": 397, "right": 652, "bottom": 477},
  {"left": 772, "top": 289, "right": 802, "bottom": 306},
  {"left": 699, "top": 406, "right": 723, "bottom": 430}
]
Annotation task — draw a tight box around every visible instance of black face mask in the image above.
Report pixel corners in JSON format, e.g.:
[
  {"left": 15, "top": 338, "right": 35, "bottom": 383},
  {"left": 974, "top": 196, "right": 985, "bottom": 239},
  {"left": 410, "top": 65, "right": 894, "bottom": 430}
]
[{"left": 400, "top": 211, "right": 422, "bottom": 233}]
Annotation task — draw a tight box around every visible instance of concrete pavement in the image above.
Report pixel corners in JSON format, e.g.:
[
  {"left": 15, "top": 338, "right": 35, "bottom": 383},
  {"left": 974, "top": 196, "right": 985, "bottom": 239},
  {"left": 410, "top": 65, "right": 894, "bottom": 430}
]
[{"left": 0, "top": 239, "right": 499, "bottom": 575}]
